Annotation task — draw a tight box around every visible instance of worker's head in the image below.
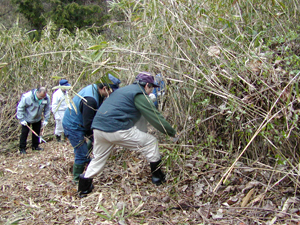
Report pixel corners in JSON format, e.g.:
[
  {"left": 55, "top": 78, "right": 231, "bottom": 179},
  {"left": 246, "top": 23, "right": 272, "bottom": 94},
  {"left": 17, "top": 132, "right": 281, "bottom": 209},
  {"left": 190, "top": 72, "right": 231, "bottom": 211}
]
[
  {"left": 36, "top": 87, "right": 47, "bottom": 99},
  {"left": 97, "top": 74, "right": 121, "bottom": 97},
  {"left": 59, "top": 79, "right": 71, "bottom": 86},
  {"left": 59, "top": 79, "right": 71, "bottom": 92},
  {"left": 135, "top": 72, "right": 159, "bottom": 95}
]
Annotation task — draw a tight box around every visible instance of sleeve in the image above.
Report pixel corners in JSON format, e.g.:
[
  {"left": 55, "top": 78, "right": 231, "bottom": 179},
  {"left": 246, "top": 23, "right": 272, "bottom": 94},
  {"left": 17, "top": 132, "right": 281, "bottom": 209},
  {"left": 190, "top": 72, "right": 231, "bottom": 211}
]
[
  {"left": 80, "top": 97, "right": 98, "bottom": 136},
  {"left": 134, "top": 93, "right": 176, "bottom": 137},
  {"left": 16, "top": 95, "right": 26, "bottom": 122},
  {"left": 44, "top": 95, "right": 51, "bottom": 122}
]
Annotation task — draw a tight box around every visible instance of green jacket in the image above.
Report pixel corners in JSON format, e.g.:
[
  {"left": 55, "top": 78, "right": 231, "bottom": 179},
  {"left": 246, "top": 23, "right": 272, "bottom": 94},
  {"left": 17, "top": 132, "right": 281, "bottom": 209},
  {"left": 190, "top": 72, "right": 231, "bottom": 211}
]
[
  {"left": 134, "top": 94, "right": 176, "bottom": 137},
  {"left": 92, "top": 84, "right": 176, "bottom": 137}
]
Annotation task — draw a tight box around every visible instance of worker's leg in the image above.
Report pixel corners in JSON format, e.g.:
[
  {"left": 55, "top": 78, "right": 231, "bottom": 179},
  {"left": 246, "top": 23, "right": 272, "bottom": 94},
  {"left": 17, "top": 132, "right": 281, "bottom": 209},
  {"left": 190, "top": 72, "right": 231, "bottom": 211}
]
[
  {"left": 84, "top": 129, "right": 115, "bottom": 178},
  {"left": 31, "top": 120, "right": 42, "bottom": 149},
  {"left": 113, "top": 126, "right": 165, "bottom": 185},
  {"left": 115, "top": 126, "right": 161, "bottom": 162},
  {"left": 19, "top": 124, "right": 30, "bottom": 150},
  {"left": 64, "top": 127, "right": 90, "bottom": 181}
]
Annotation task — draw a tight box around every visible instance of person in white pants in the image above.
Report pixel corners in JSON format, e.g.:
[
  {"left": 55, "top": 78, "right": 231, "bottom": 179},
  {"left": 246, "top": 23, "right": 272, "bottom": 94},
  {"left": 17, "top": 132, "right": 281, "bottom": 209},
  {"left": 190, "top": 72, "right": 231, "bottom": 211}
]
[
  {"left": 51, "top": 79, "right": 70, "bottom": 142},
  {"left": 78, "top": 72, "right": 177, "bottom": 197}
]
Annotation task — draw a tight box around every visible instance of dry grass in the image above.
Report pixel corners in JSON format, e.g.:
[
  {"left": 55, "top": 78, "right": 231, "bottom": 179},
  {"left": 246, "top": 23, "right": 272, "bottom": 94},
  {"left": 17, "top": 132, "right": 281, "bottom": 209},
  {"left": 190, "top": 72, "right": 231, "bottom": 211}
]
[
  {"left": 1, "top": 1, "right": 300, "bottom": 224},
  {"left": 1, "top": 127, "right": 300, "bottom": 224}
]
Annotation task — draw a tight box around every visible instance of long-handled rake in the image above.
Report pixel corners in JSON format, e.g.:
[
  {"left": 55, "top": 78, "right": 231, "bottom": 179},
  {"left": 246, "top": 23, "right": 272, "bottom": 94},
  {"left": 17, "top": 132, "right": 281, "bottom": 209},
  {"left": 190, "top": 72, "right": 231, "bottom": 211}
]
[{"left": 26, "top": 124, "right": 47, "bottom": 143}]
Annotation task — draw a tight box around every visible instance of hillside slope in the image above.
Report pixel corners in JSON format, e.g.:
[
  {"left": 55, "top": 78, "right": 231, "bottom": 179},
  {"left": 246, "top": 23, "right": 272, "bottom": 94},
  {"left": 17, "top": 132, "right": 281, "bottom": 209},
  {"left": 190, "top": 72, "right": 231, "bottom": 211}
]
[{"left": 1, "top": 134, "right": 299, "bottom": 224}]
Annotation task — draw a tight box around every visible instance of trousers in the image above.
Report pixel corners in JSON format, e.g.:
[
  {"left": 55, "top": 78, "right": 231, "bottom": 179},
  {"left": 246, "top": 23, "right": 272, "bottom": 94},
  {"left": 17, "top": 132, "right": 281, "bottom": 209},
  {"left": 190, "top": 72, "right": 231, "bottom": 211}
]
[
  {"left": 19, "top": 120, "right": 41, "bottom": 149},
  {"left": 84, "top": 126, "right": 160, "bottom": 178},
  {"left": 63, "top": 125, "right": 91, "bottom": 165},
  {"left": 54, "top": 111, "right": 65, "bottom": 136}
]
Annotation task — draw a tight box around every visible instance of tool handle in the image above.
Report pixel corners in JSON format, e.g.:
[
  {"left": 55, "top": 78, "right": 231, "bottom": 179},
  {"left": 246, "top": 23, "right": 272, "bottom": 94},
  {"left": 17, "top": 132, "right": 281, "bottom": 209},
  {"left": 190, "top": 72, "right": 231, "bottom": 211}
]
[{"left": 26, "top": 124, "right": 39, "bottom": 137}]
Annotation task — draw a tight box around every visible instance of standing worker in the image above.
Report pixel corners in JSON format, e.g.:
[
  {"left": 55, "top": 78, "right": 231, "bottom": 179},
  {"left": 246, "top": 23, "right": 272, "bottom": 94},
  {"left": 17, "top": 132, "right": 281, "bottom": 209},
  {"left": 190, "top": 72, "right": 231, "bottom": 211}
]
[
  {"left": 16, "top": 87, "right": 50, "bottom": 154},
  {"left": 52, "top": 79, "right": 71, "bottom": 142},
  {"left": 62, "top": 74, "right": 121, "bottom": 183},
  {"left": 78, "top": 72, "right": 177, "bottom": 197}
]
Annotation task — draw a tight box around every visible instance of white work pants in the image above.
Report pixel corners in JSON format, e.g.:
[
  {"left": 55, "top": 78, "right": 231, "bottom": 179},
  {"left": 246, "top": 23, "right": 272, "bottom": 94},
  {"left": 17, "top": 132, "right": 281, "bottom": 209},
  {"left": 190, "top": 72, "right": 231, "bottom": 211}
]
[
  {"left": 84, "top": 126, "right": 160, "bottom": 178},
  {"left": 54, "top": 111, "right": 65, "bottom": 136}
]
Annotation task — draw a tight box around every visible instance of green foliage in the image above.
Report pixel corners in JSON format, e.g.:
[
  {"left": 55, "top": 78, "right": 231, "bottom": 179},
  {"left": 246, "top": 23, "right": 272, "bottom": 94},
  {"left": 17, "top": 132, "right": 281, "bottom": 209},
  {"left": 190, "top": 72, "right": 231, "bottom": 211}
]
[
  {"left": 0, "top": 23, "right": 117, "bottom": 146},
  {"left": 12, "top": 0, "right": 110, "bottom": 33},
  {"left": 2, "top": 0, "right": 300, "bottom": 176},
  {"left": 104, "top": 0, "right": 300, "bottom": 164},
  {"left": 12, "top": 0, "right": 45, "bottom": 30},
  {"left": 49, "top": 1, "right": 109, "bottom": 33}
]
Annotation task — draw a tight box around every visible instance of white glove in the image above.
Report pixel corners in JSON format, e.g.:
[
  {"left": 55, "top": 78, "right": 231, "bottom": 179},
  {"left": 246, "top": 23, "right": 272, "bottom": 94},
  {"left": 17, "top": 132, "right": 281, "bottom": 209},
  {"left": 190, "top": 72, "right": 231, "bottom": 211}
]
[
  {"left": 20, "top": 120, "right": 27, "bottom": 126},
  {"left": 172, "top": 135, "right": 179, "bottom": 143},
  {"left": 42, "top": 121, "right": 48, "bottom": 128},
  {"left": 149, "top": 93, "right": 157, "bottom": 102}
]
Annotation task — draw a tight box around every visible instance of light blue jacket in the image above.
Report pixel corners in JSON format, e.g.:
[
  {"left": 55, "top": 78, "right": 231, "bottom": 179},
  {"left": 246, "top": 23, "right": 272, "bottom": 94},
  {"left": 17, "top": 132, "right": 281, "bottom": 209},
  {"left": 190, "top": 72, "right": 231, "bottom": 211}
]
[
  {"left": 16, "top": 89, "right": 51, "bottom": 123},
  {"left": 62, "top": 84, "right": 101, "bottom": 131}
]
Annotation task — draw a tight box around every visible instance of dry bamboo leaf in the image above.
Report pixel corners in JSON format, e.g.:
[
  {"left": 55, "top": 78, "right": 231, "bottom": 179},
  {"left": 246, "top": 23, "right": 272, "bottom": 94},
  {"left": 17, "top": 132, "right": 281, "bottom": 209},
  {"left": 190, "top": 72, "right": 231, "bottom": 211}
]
[
  {"left": 277, "top": 197, "right": 300, "bottom": 218},
  {"left": 208, "top": 46, "right": 220, "bottom": 58},
  {"left": 241, "top": 181, "right": 261, "bottom": 193},
  {"left": 4, "top": 168, "right": 17, "bottom": 174},
  {"left": 127, "top": 161, "right": 136, "bottom": 175},
  {"left": 249, "top": 193, "right": 265, "bottom": 205},
  {"left": 211, "top": 209, "right": 223, "bottom": 219},
  {"left": 194, "top": 183, "right": 205, "bottom": 196},
  {"left": 241, "top": 188, "right": 255, "bottom": 207},
  {"left": 181, "top": 185, "right": 188, "bottom": 192},
  {"left": 94, "top": 193, "right": 103, "bottom": 210},
  {"left": 247, "top": 59, "right": 262, "bottom": 73},
  {"left": 227, "top": 196, "right": 239, "bottom": 205}
]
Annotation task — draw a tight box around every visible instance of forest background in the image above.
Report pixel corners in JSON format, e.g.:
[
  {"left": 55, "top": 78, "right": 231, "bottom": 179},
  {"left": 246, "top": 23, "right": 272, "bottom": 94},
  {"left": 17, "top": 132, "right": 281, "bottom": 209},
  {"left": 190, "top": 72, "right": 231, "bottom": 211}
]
[{"left": 1, "top": 0, "right": 300, "bottom": 224}]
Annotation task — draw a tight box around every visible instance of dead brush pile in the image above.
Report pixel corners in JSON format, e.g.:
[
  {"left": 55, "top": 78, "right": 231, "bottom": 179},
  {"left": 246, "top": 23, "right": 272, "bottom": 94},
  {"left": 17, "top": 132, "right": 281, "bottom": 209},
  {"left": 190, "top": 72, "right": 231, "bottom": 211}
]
[{"left": 1, "top": 128, "right": 300, "bottom": 224}]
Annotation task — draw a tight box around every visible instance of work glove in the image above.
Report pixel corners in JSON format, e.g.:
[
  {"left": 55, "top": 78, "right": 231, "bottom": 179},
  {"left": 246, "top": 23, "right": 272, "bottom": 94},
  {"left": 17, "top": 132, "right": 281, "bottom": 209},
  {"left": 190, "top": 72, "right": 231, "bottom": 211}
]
[
  {"left": 149, "top": 93, "right": 157, "bottom": 102},
  {"left": 20, "top": 120, "right": 27, "bottom": 126},
  {"left": 172, "top": 135, "right": 179, "bottom": 143},
  {"left": 172, "top": 132, "right": 180, "bottom": 143},
  {"left": 42, "top": 121, "right": 48, "bottom": 128}
]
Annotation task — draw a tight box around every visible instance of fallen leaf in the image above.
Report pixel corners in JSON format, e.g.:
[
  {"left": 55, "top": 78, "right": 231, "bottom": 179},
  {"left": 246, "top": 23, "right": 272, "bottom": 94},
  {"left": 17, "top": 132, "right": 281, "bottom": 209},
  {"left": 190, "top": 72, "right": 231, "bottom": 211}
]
[
  {"left": 227, "top": 196, "right": 239, "bottom": 205},
  {"left": 242, "top": 181, "right": 261, "bottom": 193},
  {"left": 241, "top": 188, "right": 255, "bottom": 207},
  {"left": 211, "top": 209, "right": 223, "bottom": 219},
  {"left": 250, "top": 193, "right": 265, "bottom": 205},
  {"left": 208, "top": 46, "right": 220, "bottom": 58}
]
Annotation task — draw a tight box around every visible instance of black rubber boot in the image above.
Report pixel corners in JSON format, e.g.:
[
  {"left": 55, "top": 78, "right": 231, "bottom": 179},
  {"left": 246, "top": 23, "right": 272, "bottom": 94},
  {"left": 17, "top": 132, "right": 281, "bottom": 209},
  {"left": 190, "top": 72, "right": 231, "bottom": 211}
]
[
  {"left": 56, "top": 135, "right": 61, "bottom": 142},
  {"left": 20, "top": 149, "right": 26, "bottom": 154},
  {"left": 78, "top": 174, "right": 94, "bottom": 198},
  {"left": 150, "top": 160, "right": 166, "bottom": 186}
]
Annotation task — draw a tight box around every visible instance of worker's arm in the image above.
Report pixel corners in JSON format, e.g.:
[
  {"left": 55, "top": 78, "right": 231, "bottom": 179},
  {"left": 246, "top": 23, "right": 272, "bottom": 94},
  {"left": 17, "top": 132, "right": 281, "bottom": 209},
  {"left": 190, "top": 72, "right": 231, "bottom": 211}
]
[
  {"left": 134, "top": 93, "right": 176, "bottom": 137},
  {"left": 80, "top": 97, "right": 98, "bottom": 136}
]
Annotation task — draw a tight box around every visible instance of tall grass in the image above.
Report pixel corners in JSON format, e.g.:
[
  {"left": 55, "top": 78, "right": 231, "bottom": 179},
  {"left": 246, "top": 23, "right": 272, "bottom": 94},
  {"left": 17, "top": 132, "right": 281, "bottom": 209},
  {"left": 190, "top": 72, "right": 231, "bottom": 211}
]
[
  {"left": 106, "top": 0, "right": 300, "bottom": 156},
  {"left": 1, "top": 0, "right": 300, "bottom": 184},
  {"left": 104, "top": 0, "right": 300, "bottom": 188},
  {"left": 0, "top": 23, "right": 117, "bottom": 148}
]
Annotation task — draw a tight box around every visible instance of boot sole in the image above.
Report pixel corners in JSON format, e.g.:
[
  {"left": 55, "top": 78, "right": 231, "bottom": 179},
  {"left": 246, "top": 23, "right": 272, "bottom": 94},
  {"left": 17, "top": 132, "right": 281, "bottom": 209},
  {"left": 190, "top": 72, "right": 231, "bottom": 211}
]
[{"left": 78, "top": 184, "right": 94, "bottom": 198}]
